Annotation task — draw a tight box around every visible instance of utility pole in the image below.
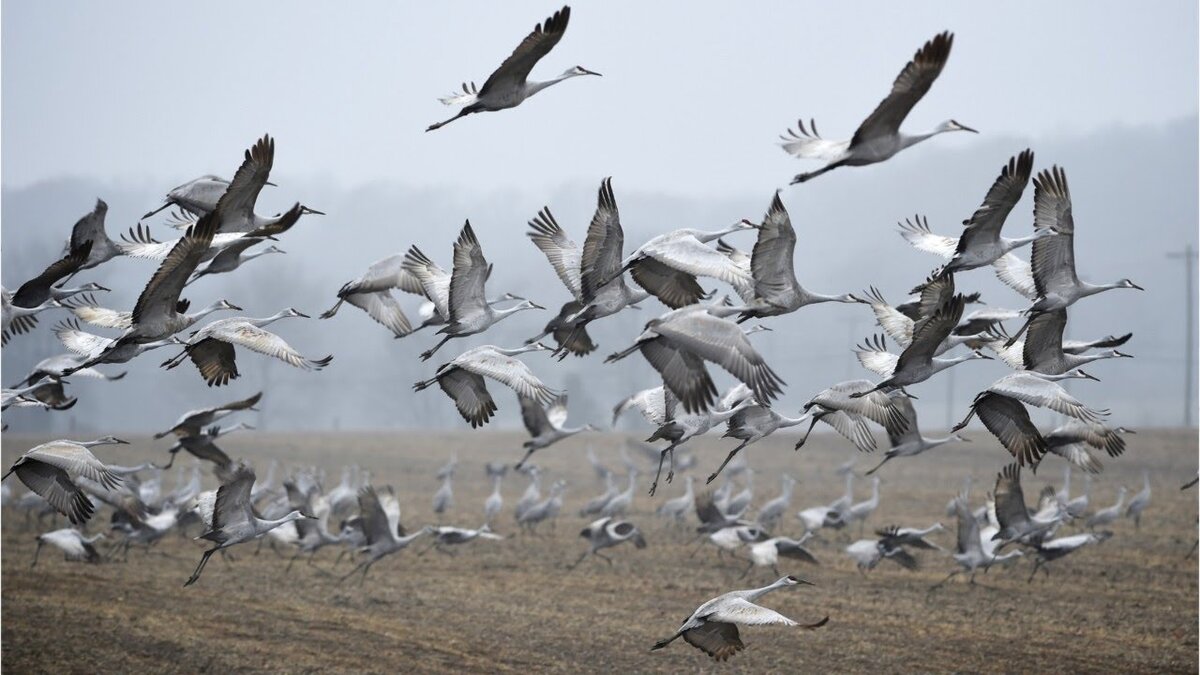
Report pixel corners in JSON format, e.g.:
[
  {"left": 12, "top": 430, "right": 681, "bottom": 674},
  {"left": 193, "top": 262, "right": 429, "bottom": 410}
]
[{"left": 1168, "top": 243, "right": 1197, "bottom": 427}]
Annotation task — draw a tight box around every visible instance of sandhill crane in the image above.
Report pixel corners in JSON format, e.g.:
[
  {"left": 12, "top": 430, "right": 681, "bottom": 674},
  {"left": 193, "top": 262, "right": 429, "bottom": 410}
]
[
  {"left": 412, "top": 222, "right": 545, "bottom": 361},
  {"left": 857, "top": 286, "right": 986, "bottom": 356},
  {"left": 991, "top": 464, "right": 1060, "bottom": 547},
  {"left": 337, "top": 487, "right": 432, "bottom": 584},
  {"left": 794, "top": 380, "right": 909, "bottom": 453},
  {"left": 783, "top": 32, "right": 974, "bottom": 184},
  {"left": 852, "top": 298, "right": 992, "bottom": 398},
  {"left": 636, "top": 385, "right": 757, "bottom": 493},
  {"left": 529, "top": 179, "right": 650, "bottom": 358},
  {"left": 184, "top": 462, "right": 312, "bottom": 586},
  {"left": 1002, "top": 167, "right": 1142, "bottom": 346},
  {"left": 1063, "top": 474, "right": 1092, "bottom": 520},
  {"left": 652, "top": 576, "right": 826, "bottom": 661},
  {"left": 413, "top": 343, "right": 559, "bottom": 428},
  {"left": 714, "top": 403, "right": 810, "bottom": 483},
  {"left": 320, "top": 253, "right": 427, "bottom": 337},
  {"left": 704, "top": 523, "right": 768, "bottom": 562},
  {"left": 154, "top": 392, "right": 261, "bottom": 439},
  {"left": 1085, "top": 487, "right": 1127, "bottom": 529},
  {"left": 601, "top": 470, "right": 637, "bottom": 517},
  {"left": 1125, "top": 471, "right": 1151, "bottom": 528},
  {"left": 61, "top": 199, "right": 123, "bottom": 274},
  {"left": 427, "top": 6, "right": 598, "bottom": 131},
  {"left": 845, "top": 536, "right": 919, "bottom": 573},
  {"left": 735, "top": 194, "right": 859, "bottom": 320},
  {"left": 1028, "top": 531, "right": 1112, "bottom": 582},
  {"left": 2, "top": 288, "right": 61, "bottom": 345},
  {"left": 602, "top": 221, "right": 758, "bottom": 309},
  {"left": 16, "top": 353, "right": 126, "bottom": 386},
  {"left": 1, "top": 381, "right": 77, "bottom": 411},
  {"left": 517, "top": 480, "right": 566, "bottom": 533},
  {"left": 53, "top": 319, "right": 181, "bottom": 368},
  {"left": 985, "top": 309, "right": 1133, "bottom": 375},
  {"left": 877, "top": 523, "right": 945, "bottom": 551},
  {"left": 400, "top": 242, "right": 527, "bottom": 333},
  {"left": 724, "top": 472, "right": 756, "bottom": 519},
  {"left": 744, "top": 535, "right": 818, "bottom": 578},
  {"left": 31, "top": 528, "right": 105, "bottom": 566},
  {"left": 157, "top": 421, "right": 249, "bottom": 471},
  {"left": 606, "top": 302, "right": 785, "bottom": 415},
  {"left": 160, "top": 308, "right": 332, "bottom": 387},
  {"left": 4, "top": 437, "right": 127, "bottom": 524},
  {"left": 841, "top": 477, "right": 881, "bottom": 535},
  {"left": 9, "top": 239, "right": 97, "bottom": 311},
  {"left": 94, "top": 209, "right": 240, "bottom": 360},
  {"left": 657, "top": 476, "right": 695, "bottom": 522},
  {"left": 484, "top": 473, "right": 504, "bottom": 526},
  {"left": 187, "top": 239, "right": 284, "bottom": 286},
  {"left": 142, "top": 175, "right": 230, "bottom": 220},
  {"left": 897, "top": 150, "right": 1041, "bottom": 278},
  {"left": 204, "top": 135, "right": 323, "bottom": 235},
  {"left": 427, "top": 525, "right": 504, "bottom": 554},
  {"left": 866, "top": 395, "right": 969, "bottom": 475},
  {"left": 580, "top": 470, "right": 618, "bottom": 517},
  {"left": 930, "top": 493, "right": 1023, "bottom": 589},
  {"left": 756, "top": 475, "right": 797, "bottom": 527},
  {"left": 432, "top": 473, "right": 454, "bottom": 518},
  {"left": 570, "top": 517, "right": 646, "bottom": 569},
  {"left": 1044, "top": 421, "right": 1132, "bottom": 474},
  {"left": 514, "top": 394, "right": 597, "bottom": 468},
  {"left": 951, "top": 371, "right": 1107, "bottom": 469},
  {"left": 515, "top": 467, "right": 542, "bottom": 521}
]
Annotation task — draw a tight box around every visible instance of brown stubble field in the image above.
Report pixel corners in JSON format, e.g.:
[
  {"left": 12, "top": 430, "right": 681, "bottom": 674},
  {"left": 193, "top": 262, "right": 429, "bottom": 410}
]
[{"left": 2, "top": 428, "right": 1197, "bottom": 673}]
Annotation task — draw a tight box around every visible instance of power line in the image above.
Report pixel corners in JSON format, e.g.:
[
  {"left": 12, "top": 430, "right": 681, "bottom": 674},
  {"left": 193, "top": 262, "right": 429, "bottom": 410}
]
[{"left": 1167, "top": 243, "right": 1197, "bottom": 427}]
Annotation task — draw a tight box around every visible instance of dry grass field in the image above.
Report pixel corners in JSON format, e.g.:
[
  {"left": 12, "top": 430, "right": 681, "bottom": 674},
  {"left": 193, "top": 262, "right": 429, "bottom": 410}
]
[{"left": 2, "top": 428, "right": 1197, "bottom": 673}]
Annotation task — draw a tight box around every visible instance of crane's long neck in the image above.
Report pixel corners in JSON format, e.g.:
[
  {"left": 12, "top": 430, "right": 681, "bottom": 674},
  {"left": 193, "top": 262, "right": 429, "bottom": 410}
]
[
  {"left": 1064, "top": 351, "right": 1119, "bottom": 370},
  {"left": 802, "top": 289, "right": 857, "bottom": 304},
  {"left": 1002, "top": 233, "right": 1040, "bottom": 253},
  {"left": 188, "top": 302, "right": 230, "bottom": 322},
  {"left": 249, "top": 311, "right": 293, "bottom": 327},
  {"left": 899, "top": 126, "right": 948, "bottom": 150},
  {"left": 493, "top": 304, "right": 537, "bottom": 323},
  {"left": 745, "top": 577, "right": 791, "bottom": 601},
  {"left": 525, "top": 72, "right": 576, "bottom": 98},
  {"left": 992, "top": 550, "right": 1022, "bottom": 563},
  {"left": 695, "top": 224, "right": 750, "bottom": 244},
  {"left": 397, "top": 529, "right": 428, "bottom": 546},
  {"left": 924, "top": 434, "right": 959, "bottom": 449},
  {"left": 495, "top": 343, "right": 543, "bottom": 357},
  {"left": 778, "top": 412, "right": 810, "bottom": 429},
  {"left": 259, "top": 511, "right": 303, "bottom": 532},
  {"left": 932, "top": 353, "right": 979, "bottom": 374},
  {"left": 627, "top": 288, "right": 652, "bottom": 305},
  {"left": 1078, "top": 280, "right": 1127, "bottom": 298}
]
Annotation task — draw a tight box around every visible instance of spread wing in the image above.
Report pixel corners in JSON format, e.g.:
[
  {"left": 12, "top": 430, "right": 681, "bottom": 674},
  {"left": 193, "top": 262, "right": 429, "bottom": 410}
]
[
  {"left": 478, "top": 6, "right": 571, "bottom": 97},
  {"left": 652, "top": 312, "right": 784, "bottom": 409},
  {"left": 682, "top": 621, "right": 745, "bottom": 661},
  {"left": 54, "top": 319, "right": 111, "bottom": 355},
  {"left": 345, "top": 291, "right": 414, "bottom": 337},
  {"left": 639, "top": 339, "right": 717, "bottom": 414},
  {"left": 212, "top": 135, "right": 274, "bottom": 232},
  {"left": 629, "top": 258, "right": 706, "bottom": 309},
  {"left": 460, "top": 350, "right": 556, "bottom": 404},
  {"left": 186, "top": 338, "right": 240, "bottom": 387},
  {"left": 893, "top": 294, "right": 964, "bottom": 374},
  {"left": 447, "top": 222, "right": 489, "bottom": 323},
  {"left": 438, "top": 368, "right": 497, "bottom": 428},
  {"left": 851, "top": 32, "right": 953, "bottom": 147},
  {"left": 14, "top": 461, "right": 95, "bottom": 525},
  {"left": 750, "top": 194, "right": 798, "bottom": 299},
  {"left": 993, "top": 253, "right": 1039, "bottom": 300},
  {"left": 527, "top": 207, "right": 582, "bottom": 300},
  {"left": 402, "top": 246, "right": 452, "bottom": 319},
  {"left": 1029, "top": 167, "right": 1078, "bottom": 298},
  {"left": 69, "top": 199, "right": 109, "bottom": 250},
  {"left": 13, "top": 240, "right": 92, "bottom": 307},
  {"left": 972, "top": 392, "right": 1046, "bottom": 467},
  {"left": 897, "top": 215, "right": 956, "bottom": 259},
  {"left": 956, "top": 150, "right": 1034, "bottom": 254},
  {"left": 580, "top": 177, "right": 624, "bottom": 301},
  {"left": 131, "top": 210, "right": 220, "bottom": 325}
]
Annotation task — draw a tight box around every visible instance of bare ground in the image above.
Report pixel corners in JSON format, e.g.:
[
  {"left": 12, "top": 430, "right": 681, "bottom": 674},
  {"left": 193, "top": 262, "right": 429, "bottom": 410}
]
[{"left": 2, "top": 428, "right": 1197, "bottom": 673}]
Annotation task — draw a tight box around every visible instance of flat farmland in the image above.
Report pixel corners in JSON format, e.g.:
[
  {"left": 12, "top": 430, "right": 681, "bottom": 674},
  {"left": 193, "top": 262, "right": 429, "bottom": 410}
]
[{"left": 2, "top": 428, "right": 1196, "bottom": 673}]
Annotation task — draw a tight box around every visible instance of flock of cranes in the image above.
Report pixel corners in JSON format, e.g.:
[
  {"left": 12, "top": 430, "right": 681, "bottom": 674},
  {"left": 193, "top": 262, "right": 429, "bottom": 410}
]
[{"left": 0, "top": 5, "right": 1181, "bottom": 666}]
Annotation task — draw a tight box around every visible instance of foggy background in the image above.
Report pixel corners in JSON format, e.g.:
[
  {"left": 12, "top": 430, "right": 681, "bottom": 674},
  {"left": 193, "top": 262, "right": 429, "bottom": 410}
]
[{"left": 2, "top": 1, "right": 1196, "bottom": 434}]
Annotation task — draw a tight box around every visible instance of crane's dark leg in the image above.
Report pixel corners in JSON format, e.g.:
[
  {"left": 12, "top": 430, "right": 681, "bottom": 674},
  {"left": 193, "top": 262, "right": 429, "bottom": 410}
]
[
  {"left": 567, "top": 550, "right": 590, "bottom": 570},
  {"left": 319, "top": 298, "right": 345, "bottom": 319},
  {"left": 929, "top": 569, "right": 959, "bottom": 590},
  {"left": 514, "top": 446, "right": 537, "bottom": 470},
  {"left": 339, "top": 560, "right": 368, "bottom": 584},
  {"left": 648, "top": 444, "right": 674, "bottom": 496},
  {"left": 184, "top": 547, "right": 218, "bottom": 587},
  {"left": 708, "top": 441, "right": 749, "bottom": 484},
  {"left": 738, "top": 560, "right": 754, "bottom": 579},
  {"left": 425, "top": 108, "right": 472, "bottom": 133},
  {"left": 419, "top": 335, "right": 454, "bottom": 362},
  {"left": 795, "top": 418, "right": 821, "bottom": 450},
  {"left": 30, "top": 540, "right": 43, "bottom": 567}
]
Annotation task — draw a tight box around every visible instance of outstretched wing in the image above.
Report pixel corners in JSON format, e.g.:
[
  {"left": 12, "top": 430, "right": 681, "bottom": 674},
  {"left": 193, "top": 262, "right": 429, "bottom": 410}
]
[
  {"left": 851, "top": 32, "right": 954, "bottom": 146},
  {"left": 478, "top": 6, "right": 571, "bottom": 97}
]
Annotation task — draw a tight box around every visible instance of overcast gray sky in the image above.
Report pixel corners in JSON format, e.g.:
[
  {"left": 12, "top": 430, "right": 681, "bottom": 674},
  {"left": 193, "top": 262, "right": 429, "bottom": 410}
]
[
  {"left": 1, "top": 3, "right": 1197, "bottom": 433},
  {"left": 3, "top": 1, "right": 1197, "bottom": 196}
]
